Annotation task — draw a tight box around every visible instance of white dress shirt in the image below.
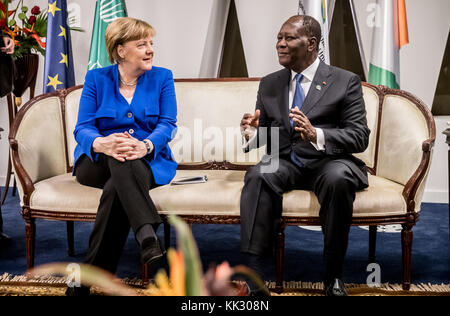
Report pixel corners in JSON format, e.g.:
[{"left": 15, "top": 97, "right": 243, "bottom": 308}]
[{"left": 243, "top": 57, "right": 325, "bottom": 151}]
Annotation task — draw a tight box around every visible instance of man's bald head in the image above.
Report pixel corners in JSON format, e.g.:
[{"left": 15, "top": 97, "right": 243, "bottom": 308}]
[{"left": 283, "top": 15, "right": 322, "bottom": 52}]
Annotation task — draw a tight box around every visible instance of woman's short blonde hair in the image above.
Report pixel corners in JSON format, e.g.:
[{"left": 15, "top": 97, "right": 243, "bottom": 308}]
[{"left": 105, "top": 17, "right": 155, "bottom": 64}]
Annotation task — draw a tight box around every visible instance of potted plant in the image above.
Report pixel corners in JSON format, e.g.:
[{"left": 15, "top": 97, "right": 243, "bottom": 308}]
[
  {"left": 0, "top": 0, "right": 46, "bottom": 59},
  {"left": 30, "top": 215, "right": 269, "bottom": 296},
  {"left": 1, "top": 0, "right": 82, "bottom": 99}
]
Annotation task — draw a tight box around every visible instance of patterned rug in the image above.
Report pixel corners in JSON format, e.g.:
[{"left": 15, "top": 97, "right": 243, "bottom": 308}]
[{"left": 1, "top": 273, "right": 449, "bottom": 296}]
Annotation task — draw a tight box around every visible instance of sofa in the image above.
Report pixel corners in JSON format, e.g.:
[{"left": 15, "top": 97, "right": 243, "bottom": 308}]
[{"left": 9, "top": 78, "right": 435, "bottom": 292}]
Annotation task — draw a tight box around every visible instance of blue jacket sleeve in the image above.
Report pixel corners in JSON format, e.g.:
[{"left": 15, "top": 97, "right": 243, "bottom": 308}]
[
  {"left": 73, "top": 70, "right": 103, "bottom": 161},
  {"left": 146, "top": 70, "right": 177, "bottom": 158}
]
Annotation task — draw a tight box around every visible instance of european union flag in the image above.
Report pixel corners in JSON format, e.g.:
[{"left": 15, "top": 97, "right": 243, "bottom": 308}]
[{"left": 43, "top": 0, "right": 75, "bottom": 93}]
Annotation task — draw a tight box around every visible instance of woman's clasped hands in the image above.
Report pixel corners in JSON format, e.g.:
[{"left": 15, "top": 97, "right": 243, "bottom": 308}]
[{"left": 93, "top": 132, "right": 152, "bottom": 162}]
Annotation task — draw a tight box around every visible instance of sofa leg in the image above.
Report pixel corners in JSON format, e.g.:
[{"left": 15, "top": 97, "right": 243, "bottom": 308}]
[
  {"left": 368, "top": 225, "right": 377, "bottom": 263},
  {"left": 401, "top": 224, "right": 413, "bottom": 291},
  {"left": 273, "top": 229, "right": 285, "bottom": 294},
  {"left": 67, "top": 221, "right": 75, "bottom": 257},
  {"left": 163, "top": 222, "right": 171, "bottom": 250},
  {"left": 141, "top": 263, "right": 149, "bottom": 288},
  {"left": 25, "top": 217, "right": 36, "bottom": 269}
]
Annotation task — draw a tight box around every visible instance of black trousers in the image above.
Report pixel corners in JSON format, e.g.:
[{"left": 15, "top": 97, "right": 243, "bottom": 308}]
[
  {"left": 240, "top": 156, "right": 360, "bottom": 284},
  {"left": 75, "top": 154, "right": 161, "bottom": 274}
]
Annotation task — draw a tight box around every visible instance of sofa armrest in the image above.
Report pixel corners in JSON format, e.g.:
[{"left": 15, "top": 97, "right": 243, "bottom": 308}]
[
  {"left": 9, "top": 138, "right": 35, "bottom": 206},
  {"left": 402, "top": 138, "right": 435, "bottom": 214}
]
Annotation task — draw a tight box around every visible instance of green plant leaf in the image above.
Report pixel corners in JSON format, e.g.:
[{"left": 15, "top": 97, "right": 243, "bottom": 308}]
[
  {"left": 8, "top": 18, "right": 15, "bottom": 26},
  {"left": 33, "top": 12, "right": 47, "bottom": 36},
  {"left": 18, "top": 12, "right": 26, "bottom": 20},
  {"left": 168, "top": 215, "right": 204, "bottom": 296},
  {"left": 21, "top": 5, "right": 27, "bottom": 13}
]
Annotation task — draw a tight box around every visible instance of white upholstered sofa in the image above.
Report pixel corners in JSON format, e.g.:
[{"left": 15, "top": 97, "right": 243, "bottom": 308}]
[{"left": 9, "top": 79, "right": 435, "bottom": 292}]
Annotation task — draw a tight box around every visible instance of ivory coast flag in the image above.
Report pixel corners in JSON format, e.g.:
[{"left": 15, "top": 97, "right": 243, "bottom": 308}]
[
  {"left": 368, "top": 0, "right": 409, "bottom": 89},
  {"left": 299, "top": 0, "right": 330, "bottom": 64},
  {"left": 88, "top": 0, "right": 127, "bottom": 70}
]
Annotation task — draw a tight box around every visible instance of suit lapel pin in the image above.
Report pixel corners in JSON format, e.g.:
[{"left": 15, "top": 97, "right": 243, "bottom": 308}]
[
  {"left": 322, "top": 81, "right": 327, "bottom": 86},
  {"left": 316, "top": 84, "right": 322, "bottom": 91}
]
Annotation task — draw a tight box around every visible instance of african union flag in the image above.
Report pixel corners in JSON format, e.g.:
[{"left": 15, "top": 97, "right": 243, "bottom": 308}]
[
  {"left": 43, "top": 0, "right": 75, "bottom": 93},
  {"left": 88, "top": 0, "right": 127, "bottom": 70}
]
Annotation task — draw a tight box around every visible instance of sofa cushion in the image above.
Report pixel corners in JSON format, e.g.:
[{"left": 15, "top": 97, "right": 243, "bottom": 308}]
[
  {"left": 283, "top": 174, "right": 406, "bottom": 217},
  {"left": 30, "top": 173, "right": 101, "bottom": 214},
  {"left": 30, "top": 170, "right": 406, "bottom": 218}
]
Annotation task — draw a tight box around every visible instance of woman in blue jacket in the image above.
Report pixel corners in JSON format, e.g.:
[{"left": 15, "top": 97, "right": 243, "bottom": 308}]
[{"left": 71, "top": 17, "right": 177, "bottom": 289}]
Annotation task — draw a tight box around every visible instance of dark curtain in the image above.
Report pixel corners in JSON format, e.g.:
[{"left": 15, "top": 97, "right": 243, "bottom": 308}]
[
  {"left": 219, "top": 0, "right": 248, "bottom": 78},
  {"left": 329, "top": 0, "right": 366, "bottom": 82},
  {"left": 432, "top": 31, "right": 450, "bottom": 115}
]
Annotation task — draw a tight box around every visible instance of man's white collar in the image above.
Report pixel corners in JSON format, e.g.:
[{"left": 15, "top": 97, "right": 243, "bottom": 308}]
[{"left": 291, "top": 57, "right": 320, "bottom": 82}]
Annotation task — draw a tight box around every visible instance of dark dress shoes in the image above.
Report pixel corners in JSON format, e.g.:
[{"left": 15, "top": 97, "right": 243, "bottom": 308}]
[
  {"left": 65, "top": 285, "right": 91, "bottom": 296},
  {"left": 325, "top": 279, "right": 348, "bottom": 296},
  {"left": 244, "top": 281, "right": 271, "bottom": 297},
  {"left": 140, "top": 237, "right": 166, "bottom": 265},
  {"left": 0, "top": 232, "right": 11, "bottom": 244}
]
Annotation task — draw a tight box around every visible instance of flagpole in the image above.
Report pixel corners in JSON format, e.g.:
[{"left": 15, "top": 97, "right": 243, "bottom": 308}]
[
  {"left": 298, "top": 0, "right": 330, "bottom": 65},
  {"left": 298, "top": 0, "right": 305, "bottom": 15},
  {"left": 349, "top": 0, "right": 368, "bottom": 80},
  {"left": 122, "top": 0, "right": 128, "bottom": 16},
  {"left": 328, "top": 0, "right": 336, "bottom": 31}
]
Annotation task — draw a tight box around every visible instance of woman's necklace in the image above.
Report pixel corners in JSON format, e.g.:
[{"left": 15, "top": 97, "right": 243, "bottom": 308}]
[{"left": 119, "top": 76, "right": 138, "bottom": 87}]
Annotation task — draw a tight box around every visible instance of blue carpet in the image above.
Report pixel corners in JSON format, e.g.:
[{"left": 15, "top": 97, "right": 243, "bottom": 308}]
[{"left": 0, "top": 188, "right": 448, "bottom": 284}]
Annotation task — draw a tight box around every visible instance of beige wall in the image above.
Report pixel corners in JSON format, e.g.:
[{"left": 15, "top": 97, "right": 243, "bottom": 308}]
[{"left": 0, "top": 0, "right": 448, "bottom": 202}]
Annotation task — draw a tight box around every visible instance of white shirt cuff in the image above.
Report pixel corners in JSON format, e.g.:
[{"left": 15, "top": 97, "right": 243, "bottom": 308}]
[{"left": 311, "top": 127, "right": 325, "bottom": 151}]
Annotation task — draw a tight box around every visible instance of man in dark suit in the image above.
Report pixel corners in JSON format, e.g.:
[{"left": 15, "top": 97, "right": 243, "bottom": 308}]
[{"left": 240, "top": 15, "right": 370, "bottom": 296}]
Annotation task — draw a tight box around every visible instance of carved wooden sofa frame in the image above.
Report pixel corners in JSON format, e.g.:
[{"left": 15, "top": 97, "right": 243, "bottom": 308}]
[{"left": 9, "top": 79, "right": 435, "bottom": 293}]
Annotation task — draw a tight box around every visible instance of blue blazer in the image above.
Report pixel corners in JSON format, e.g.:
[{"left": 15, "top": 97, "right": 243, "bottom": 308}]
[{"left": 73, "top": 64, "right": 178, "bottom": 185}]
